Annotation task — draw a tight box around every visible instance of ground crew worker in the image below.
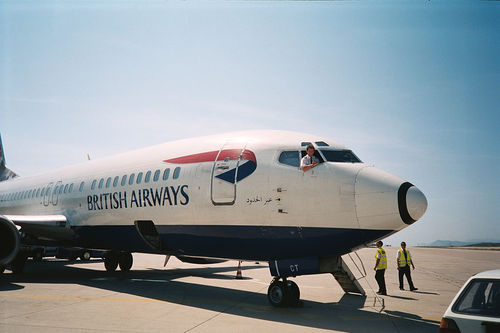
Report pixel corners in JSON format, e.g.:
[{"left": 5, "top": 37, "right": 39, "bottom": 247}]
[
  {"left": 397, "top": 241, "right": 418, "bottom": 291},
  {"left": 374, "top": 240, "right": 387, "bottom": 295}
]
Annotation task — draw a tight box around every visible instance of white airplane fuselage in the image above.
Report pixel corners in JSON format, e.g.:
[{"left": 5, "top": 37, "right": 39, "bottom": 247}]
[{"left": 0, "top": 130, "right": 427, "bottom": 262}]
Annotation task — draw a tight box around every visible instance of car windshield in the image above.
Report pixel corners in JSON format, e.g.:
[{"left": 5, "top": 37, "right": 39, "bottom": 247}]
[
  {"left": 452, "top": 279, "right": 500, "bottom": 317},
  {"left": 320, "top": 150, "right": 362, "bottom": 163}
]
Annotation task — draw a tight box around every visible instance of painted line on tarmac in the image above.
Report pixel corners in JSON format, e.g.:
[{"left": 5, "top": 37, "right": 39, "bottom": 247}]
[{"left": 0, "top": 293, "right": 161, "bottom": 303}]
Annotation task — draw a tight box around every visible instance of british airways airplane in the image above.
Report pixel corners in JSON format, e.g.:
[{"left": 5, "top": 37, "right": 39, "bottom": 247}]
[{"left": 0, "top": 130, "right": 427, "bottom": 307}]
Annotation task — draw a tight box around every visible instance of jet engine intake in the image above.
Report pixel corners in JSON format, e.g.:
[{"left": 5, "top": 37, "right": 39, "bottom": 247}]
[{"left": 0, "top": 215, "right": 20, "bottom": 266}]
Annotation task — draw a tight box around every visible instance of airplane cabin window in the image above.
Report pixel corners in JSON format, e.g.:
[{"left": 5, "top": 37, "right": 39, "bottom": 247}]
[
  {"left": 99, "top": 178, "right": 104, "bottom": 189},
  {"left": 315, "top": 141, "right": 329, "bottom": 147},
  {"left": 279, "top": 151, "right": 300, "bottom": 168},
  {"left": 129, "top": 173, "right": 135, "bottom": 185},
  {"left": 173, "top": 167, "right": 181, "bottom": 179},
  {"left": 121, "top": 175, "right": 127, "bottom": 186},
  {"left": 64, "top": 184, "right": 69, "bottom": 193},
  {"left": 163, "top": 168, "right": 170, "bottom": 180},
  {"left": 91, "top": 180, "right": 97, "bottom": 190},
  {"left": 79, "top": 182, "right": 85, "bottom": 192},
  {"left": 153, "top": 170, "right": 160, "bottom": 182},
  {"left": 106, "top": 177, "right": 112, "bottom": 188},
  {"left": 69, "top": 184, "right": 74, "bottom": 193},
  {"left": 136, "top": 172, "right": 143, "bottom": 184},
  {"left": 145, "top": 171, "right": 151, "bottom": 183},
  {"left": 47, "top": 188, "right": 51, "bottom": 196},
  {"left": 320, "top": 149, "right": 362, "bottom": 163},
  {"left": 113, "top": 176, "right": 119, "bottom": 187},
  {"left": 41, "top": 188, "right": 46, "bottom": 196},
  {"left": 59, "top": 186, "right": 64, "bottom": 194},
  {"left": 28, "top": 190, "right": 32, "bottom": 198},
  {"left": 36, "top": 188, "right": 41, "bottom": 197},
  {"left": 54, "top": 186, "right": 59, "bottom": 195}
]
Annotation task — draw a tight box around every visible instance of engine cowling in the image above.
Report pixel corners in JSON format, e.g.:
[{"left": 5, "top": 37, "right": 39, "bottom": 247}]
[{"left": 0, "top": 215, "right": 20, "bottom": 266}]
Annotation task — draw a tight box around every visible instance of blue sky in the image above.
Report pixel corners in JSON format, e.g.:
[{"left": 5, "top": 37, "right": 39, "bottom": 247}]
[{"left": 1, "top": 0, "right": 498, "bottom": 245}]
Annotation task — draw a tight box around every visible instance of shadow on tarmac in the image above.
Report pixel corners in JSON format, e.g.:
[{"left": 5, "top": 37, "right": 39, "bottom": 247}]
[{"left": 0, "top": 259, "right": 439, "bottom": 332}]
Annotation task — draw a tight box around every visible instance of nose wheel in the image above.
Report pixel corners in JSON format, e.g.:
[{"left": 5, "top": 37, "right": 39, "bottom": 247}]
[{"left": 267, "top": 277, "right": 301, "bottom": 307}]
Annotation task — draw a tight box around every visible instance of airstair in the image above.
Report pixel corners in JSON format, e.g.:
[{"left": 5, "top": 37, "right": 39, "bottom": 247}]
[{"left": 320, "top": 253, "right": 366, "bottom": 295}]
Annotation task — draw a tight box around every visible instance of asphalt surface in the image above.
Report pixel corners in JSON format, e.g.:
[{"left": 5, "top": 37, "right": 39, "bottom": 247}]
[{"left": 1, "top": 247, "right": 499, "bottom": 332}]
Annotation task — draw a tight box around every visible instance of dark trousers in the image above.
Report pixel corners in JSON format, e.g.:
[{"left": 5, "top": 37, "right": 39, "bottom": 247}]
[
  {"left": 375, "top": 269, "right": 386, "bottom": 293},
  {"left": 399, "top": 266, "right": 415, "bottom": 289}
]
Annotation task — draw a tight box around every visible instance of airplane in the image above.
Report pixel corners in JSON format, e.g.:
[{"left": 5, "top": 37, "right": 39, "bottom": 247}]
[{"left": 0, "top": 130, "right": 427, "bottom": 307}]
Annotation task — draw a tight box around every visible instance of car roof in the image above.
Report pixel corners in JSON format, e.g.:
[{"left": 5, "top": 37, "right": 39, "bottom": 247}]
[{"left": 471, "top": 269, "right": 500, "bottom": 279}]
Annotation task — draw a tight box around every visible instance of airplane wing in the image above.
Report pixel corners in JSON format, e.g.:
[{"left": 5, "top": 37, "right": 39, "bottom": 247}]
[{"left": 4, "top": 214, "right": 75, "bottom": 241}]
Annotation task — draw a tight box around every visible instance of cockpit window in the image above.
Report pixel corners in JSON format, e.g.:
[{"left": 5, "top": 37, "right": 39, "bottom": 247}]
[
  {"left": 279, "top": 151, "right": 300, "bottom": 168},
  {"left": 300, "top": 142, "right": 312, "bottom": 147},
  {"left": 300, "top": 150, "right": 324, "bottom": 163},
  {"left": 320, "top": 149, "right": 362, "bottom": 163},
  {"left": 315, "top": 141, "right": 329, "bottom": 147}
]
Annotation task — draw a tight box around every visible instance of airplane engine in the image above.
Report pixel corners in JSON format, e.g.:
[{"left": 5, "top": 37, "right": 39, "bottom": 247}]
[{"left": 0, "top": 215, "right": 21, "bottom": 266}]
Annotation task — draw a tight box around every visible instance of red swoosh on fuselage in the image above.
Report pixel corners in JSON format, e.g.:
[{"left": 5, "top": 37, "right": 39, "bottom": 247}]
[{"left": 164, "top": 149, "right": 256, "bottom": 164}]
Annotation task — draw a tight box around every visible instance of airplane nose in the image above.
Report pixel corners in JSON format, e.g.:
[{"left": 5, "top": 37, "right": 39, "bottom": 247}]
[
  {"left": 398, "top": 182, "right": 427, "bottom": 224},
  {"left": 354, "top": 166, "right": 427, "bottom": 230}
]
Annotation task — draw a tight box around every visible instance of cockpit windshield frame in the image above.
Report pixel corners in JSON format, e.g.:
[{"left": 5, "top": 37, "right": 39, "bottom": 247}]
[{"left": 319, "top": 149, "right": 362, "bottom": 163}]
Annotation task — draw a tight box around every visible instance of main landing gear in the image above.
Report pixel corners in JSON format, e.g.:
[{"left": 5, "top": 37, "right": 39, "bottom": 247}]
[
  {"left": 104, "top": 252, "right": 133, "bottom": 272},
  {"left": 267, "top": 277, "right": 301, "bottom": 307}
]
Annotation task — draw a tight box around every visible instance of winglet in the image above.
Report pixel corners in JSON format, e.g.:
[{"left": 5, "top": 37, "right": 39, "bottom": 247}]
[{"left": 0, "top": 133, "right": 18, "bottom": 181}]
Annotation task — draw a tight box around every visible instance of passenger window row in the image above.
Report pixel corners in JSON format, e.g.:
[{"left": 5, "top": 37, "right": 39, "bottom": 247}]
[
  {"left": 0, "top": 167, "right": 182, "bottom": 203},
  {"left": 90, "top": 167, "right": 180, "bottom": 190},
  {"left": 0, "top": 182, "right": 76, "bottom": 202}
]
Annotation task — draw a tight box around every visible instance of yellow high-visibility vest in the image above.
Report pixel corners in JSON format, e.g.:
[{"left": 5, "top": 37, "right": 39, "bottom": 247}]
[
  {"left": 398, "top": 249, "right": 412, "bottom": 267},
  {"left": 375, "top": 248, "right": 387, "bottom": 270}
]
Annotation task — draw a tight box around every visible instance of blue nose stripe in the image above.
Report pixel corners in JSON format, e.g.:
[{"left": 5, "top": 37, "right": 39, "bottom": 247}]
[{"left": 215, "top": 160, "right": 257, "bottom": 184}]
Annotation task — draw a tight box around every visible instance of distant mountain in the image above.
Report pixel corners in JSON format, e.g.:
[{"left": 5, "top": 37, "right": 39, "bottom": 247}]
[{"left": 419, "top": 239, "right": 500, "bottom": 247}]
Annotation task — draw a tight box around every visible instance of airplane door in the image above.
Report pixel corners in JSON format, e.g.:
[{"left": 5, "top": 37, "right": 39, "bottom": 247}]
[
  {"left": 43, "top": 182, "right": 53, "bottom": 206},
  {"left": 211, "top": 143, "right": 246, "bottom": 205},
  {"left": 51, "top": 180, "right": 62, "bottom": 206}
]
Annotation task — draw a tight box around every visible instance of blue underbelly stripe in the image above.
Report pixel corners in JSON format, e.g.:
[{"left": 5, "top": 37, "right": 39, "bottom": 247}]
[{"left": 71, "top": 225, "right": 393, "bottom": 261}]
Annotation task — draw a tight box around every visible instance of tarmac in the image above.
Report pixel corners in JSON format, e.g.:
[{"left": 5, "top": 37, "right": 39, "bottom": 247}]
[{"left": 1, "top": 246, "right": 499, "bottom": 333}]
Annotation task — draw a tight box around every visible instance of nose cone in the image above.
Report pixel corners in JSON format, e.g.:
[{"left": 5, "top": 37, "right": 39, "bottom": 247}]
[
  {"left": 398, "top": 183, "right": 427, "bottom": 224},
  {"left": 355, "top": 166, "right": 428, "bottom": 230}
]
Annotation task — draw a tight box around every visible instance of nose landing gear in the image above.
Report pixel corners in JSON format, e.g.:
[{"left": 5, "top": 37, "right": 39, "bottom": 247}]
[{"left": 267, "top": 277, "right": 301, "bottom": 307}]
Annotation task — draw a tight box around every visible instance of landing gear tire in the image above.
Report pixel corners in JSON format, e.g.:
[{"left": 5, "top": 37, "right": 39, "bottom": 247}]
[
  {"left": 268, "top": 280, "right": 286, "bottom": 307},
  {"left": 80, "top": 250, "right": 91, "bottom": 261},
  {"left": 285, "top": 280, "right": 301, "bottom": 306},
  {"left": 267, "top": 278, "right": 301, "bottom": 307},
  {"left": 118, "top": 252, "right": 133, "bottom": 272},
  {"left": 11, "top": 253, "right": 27, "bottom": 274},
  {"left": 32, "top": 249, "right": 43, "bottom": 262},
  {"left": 104, "top": 252, "right": 119, "bottom": 272}
]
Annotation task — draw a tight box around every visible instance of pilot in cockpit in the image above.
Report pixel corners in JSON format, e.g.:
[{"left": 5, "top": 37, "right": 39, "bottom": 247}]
[{"left": 300, "top": 144, "right": 319, "bottom": 172}]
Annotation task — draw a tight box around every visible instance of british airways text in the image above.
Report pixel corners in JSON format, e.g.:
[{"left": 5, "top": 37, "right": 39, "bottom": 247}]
[{"left": 87, "top": 185, "right": 189, "bottom": 211}]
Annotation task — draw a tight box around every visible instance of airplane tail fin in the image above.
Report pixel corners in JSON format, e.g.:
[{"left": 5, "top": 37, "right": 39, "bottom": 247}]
[{"left": 0, "top": 133, "right": 18, "bottom": 181}]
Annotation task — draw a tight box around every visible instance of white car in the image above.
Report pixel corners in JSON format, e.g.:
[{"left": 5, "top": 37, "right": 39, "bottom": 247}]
[{"left": 439, "top": 269, "right": 500, "bottom": 333}]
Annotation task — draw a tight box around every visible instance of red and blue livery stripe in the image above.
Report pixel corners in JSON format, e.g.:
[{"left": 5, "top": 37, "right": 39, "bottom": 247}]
[{"left": 164, "top": 149, "right": 257, "bottom": 184}]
